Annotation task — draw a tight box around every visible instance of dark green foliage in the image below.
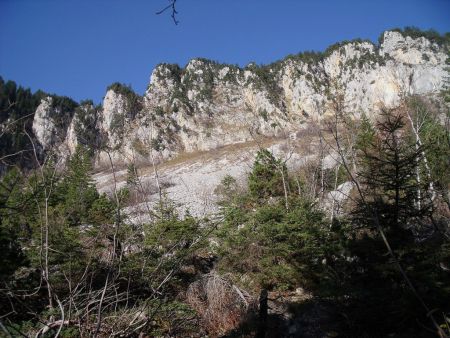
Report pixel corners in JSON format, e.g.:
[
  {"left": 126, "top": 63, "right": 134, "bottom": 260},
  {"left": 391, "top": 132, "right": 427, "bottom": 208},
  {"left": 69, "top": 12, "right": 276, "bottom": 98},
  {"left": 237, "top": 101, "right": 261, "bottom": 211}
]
[
  {"left": 154, "top": 63, "right": 183, "bottom": 81},
  {"left": 248, "top": 149, "right": 288, "bottom": 200},
  {"left": 1, "top": 69, "right": 449, "bottom": 336},
  {"left": 215, "top": 174, "right": 239, "bottom": 203},
  {"left": 120, "top": 198, "right": 208, "bottom": 315},
  {"left": 355, "top": 113, "right": 376, "bottom": 151},
  {"left": 323, "top": 38, "right": 373, "bottom": 58},
  {"left": 342, "top": 109, "right": 450, "bottom": 336},
  {"left": 329, "top": 229, "right": 449, "bottom": 336},
  {"left": 151, "top": 134, "right": 165, "bottom": 151},
  {"left": 347, "top": 49, "right": 390, "bottom": 69},
  {"left": 378, "top": 26, "right": 450, "bottom": 46},
  {"left": 45, "top": 95, "right": 78, "bottom": 139},
  {"left": 406, "top": 97, "right": 450, "bottom": 202},
  {"left": 154, "top": 60, "right": 239, "bottom": 115},
  {"left": 144, "top": 207, "right": 201, "bottom": 255},
  {"left": 258, "top": 108, "right": 269, "bottom": 122},
  {"left": 0, "top": 77, "right": 80, "bottom": 168},
  {"left": 155, "top": 106, "right": 165, "bottom": 117},
  {"left": 217, "top": 198, "right": 332, "bottom": 291},
  {"left": 88, "top": 193, "right": 114, "bottom": 225},
  {"left": 245, "top": 63, "right": 284, "bottom": 105},
  {"left": 107, "top": 82, "right": 142, "bottom": 121},
  {"left": 182, "top": 62, "right": 216, "bottom": 102},
  {"left": 354, "top": 111, "right": 431, "bottom": 229},
  {"left": 57, "top": 146, "right": 101, "bottom": 225},
  {"left": 126, "top": 163, "right": 139, "bottom": 187},
  {"left": 216, "top": 107, "right": 450, "bottom": 336},
  {"left": 0, "top": 225, "right": 25, "bottom": 278},
  {"left": 0, "top": 168, "right": 28, "bottom": 280},
  {"left": 73, "top": 101, "right": 101, "bottom": 149},
  {"left": 107, "top": 82, "right": 138, "bottom": 101},
  {"left": 0, "top": 77, "right": 39, "bottom": 124},
  {"left": 0, "top": 149, "right": 116, "bottom": 334},
  {"left": 216, "top": 152, "right": 334, "bottom": 291},
  {"left": 284, "top": 50, "right": 325, "bottom": 64},
  {"left": 50, "top": 95, "right": 78, "bottom": 113},
  {"left": 0, "top": 77, "right": 41, "bottom": 167}
]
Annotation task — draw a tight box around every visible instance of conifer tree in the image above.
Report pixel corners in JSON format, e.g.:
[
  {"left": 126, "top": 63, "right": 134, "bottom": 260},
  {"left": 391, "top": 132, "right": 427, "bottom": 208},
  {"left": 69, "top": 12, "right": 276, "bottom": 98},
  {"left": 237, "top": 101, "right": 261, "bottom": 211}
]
[
  {"left": 354, "top": 110, "right": 430, "bottom": 234},
  {"left": 248, "top": 149, "right": 288, "bottom": 200},
  {"left": 60, "top": 146, "right": 99, "bottom": 225}
]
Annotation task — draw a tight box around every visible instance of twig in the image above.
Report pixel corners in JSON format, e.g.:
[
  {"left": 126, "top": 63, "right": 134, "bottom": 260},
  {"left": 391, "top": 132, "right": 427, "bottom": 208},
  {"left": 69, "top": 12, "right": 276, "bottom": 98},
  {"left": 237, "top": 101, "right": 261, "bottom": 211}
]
[{"left": 156, "top": 0, "right": 179, "bottom": 25}]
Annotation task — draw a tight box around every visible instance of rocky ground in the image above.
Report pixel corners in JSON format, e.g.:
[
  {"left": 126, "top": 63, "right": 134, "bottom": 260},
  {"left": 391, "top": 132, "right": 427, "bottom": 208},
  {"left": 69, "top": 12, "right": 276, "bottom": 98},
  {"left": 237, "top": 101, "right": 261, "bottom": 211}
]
[{"left": 93, "top": 137, "right": 310, "bottom": 221}]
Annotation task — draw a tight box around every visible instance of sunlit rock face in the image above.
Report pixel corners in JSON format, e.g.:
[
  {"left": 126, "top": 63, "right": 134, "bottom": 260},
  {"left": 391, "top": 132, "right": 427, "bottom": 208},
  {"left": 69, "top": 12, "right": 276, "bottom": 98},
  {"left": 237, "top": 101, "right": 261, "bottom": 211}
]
[
  {"left": 33, "top": 30, "right": 449, "bottom": 165},
  {"left": 100, "top": 89, "right": 129, "bottom": 149},
  {"left": 32, "top": 97, "right": 58, "bottom": 151}
]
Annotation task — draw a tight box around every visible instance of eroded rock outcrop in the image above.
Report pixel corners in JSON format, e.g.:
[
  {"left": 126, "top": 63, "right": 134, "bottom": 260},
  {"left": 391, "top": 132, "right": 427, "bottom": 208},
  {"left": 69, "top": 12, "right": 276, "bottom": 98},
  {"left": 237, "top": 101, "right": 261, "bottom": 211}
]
[{"left": 31, "top": 30, "right": 449, "bottom": 166}]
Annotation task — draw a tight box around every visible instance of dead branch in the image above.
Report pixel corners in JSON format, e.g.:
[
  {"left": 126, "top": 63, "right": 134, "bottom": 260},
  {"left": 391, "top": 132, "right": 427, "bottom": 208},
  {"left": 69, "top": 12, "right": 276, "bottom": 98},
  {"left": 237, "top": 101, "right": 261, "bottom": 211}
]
[{"left": 156, "top": 0, "right": 179, "bottom": 25}]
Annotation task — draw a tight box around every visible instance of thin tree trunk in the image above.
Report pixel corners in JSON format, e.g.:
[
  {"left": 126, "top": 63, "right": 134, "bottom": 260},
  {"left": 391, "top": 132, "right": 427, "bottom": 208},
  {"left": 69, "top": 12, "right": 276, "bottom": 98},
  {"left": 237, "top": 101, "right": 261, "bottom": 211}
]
[
  {"left": 44, "top": 196, "right": 53, "bottom": 309},
  {"left": 149, "top": 122, "right": 162, "bottom": 204},
  {"left": 256, "top": 289, "right": 268, "bottom": 338},
  {"left": 405, "top": 111, "right": 436, "bottom": 202},
  {"left": 279, "top": 166, "right": 289, "bottom": 210},
  {"left": 330, "top": 164, "right": 340, "bottom": 225}
]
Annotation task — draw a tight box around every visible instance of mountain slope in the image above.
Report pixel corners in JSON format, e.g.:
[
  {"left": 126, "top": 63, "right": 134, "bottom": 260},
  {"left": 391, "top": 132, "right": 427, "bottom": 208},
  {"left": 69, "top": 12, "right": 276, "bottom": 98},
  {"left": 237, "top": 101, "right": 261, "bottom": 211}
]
[{"left": 36, "top": 29, "right": 447, "bottom": 167}]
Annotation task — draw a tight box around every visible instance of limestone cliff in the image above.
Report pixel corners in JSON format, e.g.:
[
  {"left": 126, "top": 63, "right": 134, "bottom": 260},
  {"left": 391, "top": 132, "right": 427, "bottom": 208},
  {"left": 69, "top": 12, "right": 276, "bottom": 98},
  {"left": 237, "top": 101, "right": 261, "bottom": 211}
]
[{"left": 31, "top": 30, "right": 449, "bottom": 166}]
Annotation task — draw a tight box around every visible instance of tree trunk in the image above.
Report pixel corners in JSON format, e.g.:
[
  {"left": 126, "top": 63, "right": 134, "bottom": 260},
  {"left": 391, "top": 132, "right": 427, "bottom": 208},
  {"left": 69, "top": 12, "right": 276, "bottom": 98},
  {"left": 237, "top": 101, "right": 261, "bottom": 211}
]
[{"left": 256, "top": 289, "right": 268, "bottom": 338}]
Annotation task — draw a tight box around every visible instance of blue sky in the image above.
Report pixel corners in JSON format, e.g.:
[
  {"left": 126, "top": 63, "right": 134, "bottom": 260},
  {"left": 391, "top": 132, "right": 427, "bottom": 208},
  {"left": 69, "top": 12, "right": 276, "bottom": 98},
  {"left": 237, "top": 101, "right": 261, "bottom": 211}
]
[{"left": 1, "top": 0, "right": 449, "bottom": 103}]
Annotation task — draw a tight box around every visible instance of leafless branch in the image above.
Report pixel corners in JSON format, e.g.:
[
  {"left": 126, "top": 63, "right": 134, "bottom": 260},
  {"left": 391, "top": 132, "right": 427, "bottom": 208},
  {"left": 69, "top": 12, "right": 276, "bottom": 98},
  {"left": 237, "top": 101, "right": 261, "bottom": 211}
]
[{"left": 156, "top": 0, "right": 179, "bottom": 25}]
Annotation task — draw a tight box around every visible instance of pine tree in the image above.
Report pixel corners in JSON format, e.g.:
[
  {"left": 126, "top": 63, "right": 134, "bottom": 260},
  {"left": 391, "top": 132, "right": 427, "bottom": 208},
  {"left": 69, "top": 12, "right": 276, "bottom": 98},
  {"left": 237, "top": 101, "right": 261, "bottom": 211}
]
[
  {"left": 354, "top": 110, "right": 430, "bottom": 233},
  {"left": 126, "top": 163, "right": 139, "bottom": 187},
  {"left": 345, "top": 109, "right": 449, "bottom": 335},
  {"left": 0, "top": 168, "right": 28, "bottom": 280},
  {"left": 248, "top": 149, "right": 288, "bottom": 200},
  {"left": 60, "top": 146, "right": 99, "bottom": 225}
]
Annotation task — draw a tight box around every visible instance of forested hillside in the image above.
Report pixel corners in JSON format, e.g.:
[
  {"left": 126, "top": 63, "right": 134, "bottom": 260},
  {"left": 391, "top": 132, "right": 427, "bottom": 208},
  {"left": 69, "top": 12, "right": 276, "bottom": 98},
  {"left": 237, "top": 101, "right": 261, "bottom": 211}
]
[{"left": 0, "top": 27, "right": 449, "bottom": 337}]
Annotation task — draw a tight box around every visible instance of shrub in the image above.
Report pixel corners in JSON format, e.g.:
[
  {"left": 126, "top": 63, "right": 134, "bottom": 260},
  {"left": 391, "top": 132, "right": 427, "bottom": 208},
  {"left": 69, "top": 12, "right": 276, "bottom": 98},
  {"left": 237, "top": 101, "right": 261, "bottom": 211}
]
[
  {"left": 186, "top": 273, "right": 254, "bottom": 336},
  {"left": 248, "top": 149, "right": 288, "bottom": 200}
]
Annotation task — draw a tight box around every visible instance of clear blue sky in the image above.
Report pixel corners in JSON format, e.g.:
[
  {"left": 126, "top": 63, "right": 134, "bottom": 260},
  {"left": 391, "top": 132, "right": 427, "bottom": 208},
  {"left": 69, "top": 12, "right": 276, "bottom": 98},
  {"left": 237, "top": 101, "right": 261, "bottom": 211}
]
[{"left": 1, "top": 0, "right": 449, "bottom": 103}]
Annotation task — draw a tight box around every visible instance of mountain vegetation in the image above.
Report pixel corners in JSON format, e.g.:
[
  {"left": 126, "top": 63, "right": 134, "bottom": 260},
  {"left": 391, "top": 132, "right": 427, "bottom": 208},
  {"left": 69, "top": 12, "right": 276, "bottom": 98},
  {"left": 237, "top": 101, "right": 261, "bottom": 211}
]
[
  {"left": 0, "top": 95, "right": 449, "bottom": 337},
  {"left": 0, "top": 28, "right": 449, "bottom": 337}
]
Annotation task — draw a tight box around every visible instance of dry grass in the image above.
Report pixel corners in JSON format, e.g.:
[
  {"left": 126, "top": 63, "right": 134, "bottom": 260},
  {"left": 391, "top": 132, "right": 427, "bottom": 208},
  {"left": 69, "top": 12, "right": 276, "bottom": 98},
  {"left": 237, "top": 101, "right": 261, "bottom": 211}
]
[{"left": 186, "top": 273, "right": 255, "bottom": 336}]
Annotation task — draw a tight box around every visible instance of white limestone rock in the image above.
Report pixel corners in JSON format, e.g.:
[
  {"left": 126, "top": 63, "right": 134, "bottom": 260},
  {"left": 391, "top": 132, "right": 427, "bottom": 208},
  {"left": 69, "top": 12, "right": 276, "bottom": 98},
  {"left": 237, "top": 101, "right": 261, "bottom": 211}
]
[
  {"left": 31, "top": 30, "right": 449, "bottom": 168},
  {"left": 32, "top": 97, "right": 58, "bottom": 150}
]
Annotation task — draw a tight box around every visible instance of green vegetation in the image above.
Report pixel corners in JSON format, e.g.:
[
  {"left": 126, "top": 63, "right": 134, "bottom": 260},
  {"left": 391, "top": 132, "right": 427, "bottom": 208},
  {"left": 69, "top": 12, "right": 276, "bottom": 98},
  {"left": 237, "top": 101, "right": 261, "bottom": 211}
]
[
  {"left": 0, "top": 145, "right": 208, "bottom": 336},
  {"left": 215, "top": 107, "right": 449, "bottom": 336},
  {"left": 258, "top": 108, "right": 269, "bottom": 122},
  {"left": 107, "top": 83, "right": 142, "bottom": 139},
  {"left": 323, "top": 38, "right": 373, "bottom": 58},
  {"left": 247, "top": 149, "right": 288, "bottom": 200},
  {"left": 245, "top": 63, "right": 284, "bottom": 105},
  {"left": 73, "top": 100, "right": 102, "bottom": 149},
  {"left": 216, "top": 187, "right": 331, "bottom": 292},
  {"left": 1, "top": 30, "right": 450, "bottom": 335},
  {"left": 0, "top": 77, "right": 80, "bottom": 168},
  {"left": 153, "top": 60, "right": 240, "bottom": 116},
  {"left": 378, "top": 26, "right": 450, "bottom": 46},
  {"left": 284, "top": 50, "right": 325, "bottom": 64},
  {"left": 1, "top": 104, "right": 449, "bottom": 336},
  {"left": 0, "top": 77, "right": 40, "bottom": 167}
]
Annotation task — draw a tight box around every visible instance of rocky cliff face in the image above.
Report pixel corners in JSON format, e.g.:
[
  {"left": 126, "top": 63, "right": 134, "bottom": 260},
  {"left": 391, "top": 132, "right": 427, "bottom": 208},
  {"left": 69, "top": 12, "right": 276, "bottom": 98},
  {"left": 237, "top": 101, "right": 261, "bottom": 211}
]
[
  {"left": 32, "top": 30, "right": 449, "bottom": 166},
  {"left": 32, "top": 97, "right": 58, "bottom": 151}
]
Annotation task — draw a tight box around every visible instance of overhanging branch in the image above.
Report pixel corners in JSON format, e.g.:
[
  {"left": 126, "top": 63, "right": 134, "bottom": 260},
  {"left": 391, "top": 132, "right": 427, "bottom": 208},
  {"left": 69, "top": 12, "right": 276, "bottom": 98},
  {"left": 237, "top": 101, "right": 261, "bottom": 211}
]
[{"left": 156, "top": 0, "right": 179, "bottom": 25}]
